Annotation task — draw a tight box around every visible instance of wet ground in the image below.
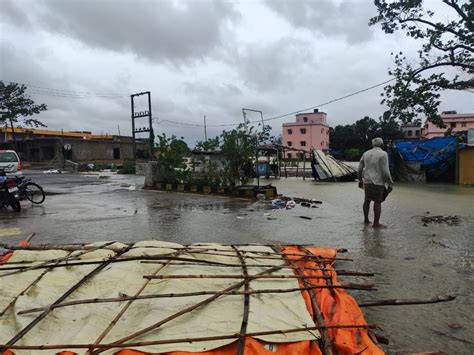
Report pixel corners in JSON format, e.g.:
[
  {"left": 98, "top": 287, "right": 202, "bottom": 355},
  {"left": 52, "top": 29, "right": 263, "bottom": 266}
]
[{"left": 1, "top": 171, "right": 473, "bottom": 353}]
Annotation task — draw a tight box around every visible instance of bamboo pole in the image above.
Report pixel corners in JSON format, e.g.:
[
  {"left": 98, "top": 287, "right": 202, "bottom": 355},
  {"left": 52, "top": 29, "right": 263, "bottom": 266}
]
[
  {"left": 0, "top": 241, "right": 116, "bottom": 278},
  {"left": 231, "top": 245, "right": 250, "bottom": 355},
  {"left": 0, "top": 324, "right": 377, "bottom": 351},
  {"left": 143, "top": 274, "right": 331, "bottom": 280},
  {"left": 25, "top": 233, "right": 36, "bottom": 243},
  {"left": 0, "top": 242, "right": 348, "bottom": 254},
  {"left": 300, "top": 246, "right": 336, "bottom": 297},
  {"left": 0, "top": 245, "right": 351, "bottom": 263},
  {"left": 140, "top": 261, "right": 374, "bottom": 276},
  {"left": 94, "top": 265, "right": 285, "bottom": 351},
  {"left": 272, "top": 246, "right": 333, "bottom": 355},
  {"left": 359, "top": 295, "right": 455, "bottom": 307},
  {"left": 5, "top": 244, "right": 133, "bottom": 347},
  {"left": 18, "top": 283, "right": 377, "bottom": 316}
]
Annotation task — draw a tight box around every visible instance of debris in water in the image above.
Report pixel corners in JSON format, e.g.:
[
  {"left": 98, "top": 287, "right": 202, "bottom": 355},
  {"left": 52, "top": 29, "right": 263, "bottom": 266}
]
[{"left": 421, "top": 215, "right": 460, "bottom": 226}]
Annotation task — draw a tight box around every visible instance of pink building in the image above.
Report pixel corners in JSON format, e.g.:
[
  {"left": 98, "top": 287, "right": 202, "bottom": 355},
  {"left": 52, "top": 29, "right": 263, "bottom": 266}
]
[
  {"left": 282, "top": 109, "right": 330, "bottom": 158},
  {"left": 422, "top": 111, "right": 474, "bottom": 138}
]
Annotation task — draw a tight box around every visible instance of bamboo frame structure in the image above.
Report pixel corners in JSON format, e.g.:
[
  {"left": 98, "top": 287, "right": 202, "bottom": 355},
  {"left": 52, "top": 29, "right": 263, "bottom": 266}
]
[
  {"left": 0, "top": 239, "right": 456, "bottom": 355},
  {"left": 272, "top": 246, "right": 333, "bottom": 355}
]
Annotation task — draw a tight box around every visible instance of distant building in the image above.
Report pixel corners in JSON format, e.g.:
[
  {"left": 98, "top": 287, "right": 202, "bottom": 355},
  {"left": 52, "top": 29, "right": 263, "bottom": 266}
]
[
  {"left": 422, "top": 111, "right": 474, "bottom": 139},
  {"left": 401, "top": 123, "right": 422, "bottom": 139},
  {"left": 0, "top": 127, "right": 143, "bottom": 163},
  {"left": 282, "top": 109, "right": 330, "bottom": 159}
]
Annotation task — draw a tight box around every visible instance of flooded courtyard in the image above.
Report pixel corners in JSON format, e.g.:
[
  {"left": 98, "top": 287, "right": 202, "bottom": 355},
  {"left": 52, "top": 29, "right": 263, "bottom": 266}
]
[{"left": 1, "top": 173, "right": 473, "bottom": 353}]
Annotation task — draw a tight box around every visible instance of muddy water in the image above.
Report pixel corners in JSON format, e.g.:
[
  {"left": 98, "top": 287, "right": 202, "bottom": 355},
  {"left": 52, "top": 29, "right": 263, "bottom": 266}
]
[{"left": 1, "top": 177, "right": 473, "bottom": 352}]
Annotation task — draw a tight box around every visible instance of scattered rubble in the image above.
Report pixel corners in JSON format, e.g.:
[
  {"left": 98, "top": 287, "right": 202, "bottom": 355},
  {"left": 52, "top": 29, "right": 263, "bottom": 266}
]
[{"left": 422, "top": 215, "right": 460, "bottom": 226}]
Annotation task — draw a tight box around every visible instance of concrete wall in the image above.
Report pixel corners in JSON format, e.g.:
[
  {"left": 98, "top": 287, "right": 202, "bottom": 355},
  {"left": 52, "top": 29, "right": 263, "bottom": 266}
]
[
  {"left": 3, "top": 138, "right": 141, "bottom": 163},
  {"left": 68, "top": 139, "right": 135, "bottom": 162},
  {"left": 458, "top": 146, "right": 474, "bottom": 185}
]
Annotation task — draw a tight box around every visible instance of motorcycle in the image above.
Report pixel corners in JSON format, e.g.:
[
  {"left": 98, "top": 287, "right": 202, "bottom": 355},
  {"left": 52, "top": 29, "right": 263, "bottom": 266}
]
[{"left": 0, "top": 171, "right": 21, "bottom": 212}]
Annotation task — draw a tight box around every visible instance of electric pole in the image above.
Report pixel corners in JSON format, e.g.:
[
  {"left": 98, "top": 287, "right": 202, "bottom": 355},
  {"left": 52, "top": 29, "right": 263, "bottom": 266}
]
[
  {"left": 204, "top": 115, "right": 207, "bottom": 141},
  {"left": 130, "top": 91, "right": 153, "bottom": 160}
]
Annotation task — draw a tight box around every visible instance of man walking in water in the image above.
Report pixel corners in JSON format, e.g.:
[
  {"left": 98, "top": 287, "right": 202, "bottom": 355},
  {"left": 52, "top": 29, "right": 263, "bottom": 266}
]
[{"left": 358, "top": 137, "right": 393, "bottom": 227}]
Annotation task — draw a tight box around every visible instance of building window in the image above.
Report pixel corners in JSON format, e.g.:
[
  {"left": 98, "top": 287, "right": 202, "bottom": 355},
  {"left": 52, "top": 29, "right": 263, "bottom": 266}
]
[
  {"left": 287, "top": 153, "right": 292, "bottom": 159},
  {"left": 321, "top": 128, "right": 324, "bottom": 134},
  {"left": 303, "top": 117, "right": 308, "bottom": 122},
  {"left": 462, "top": 122, "right": 467, "bottom": 127},
  {"left": 450, "top": 122, "right": 456, "bottom": 128},
  {"left": 287, "top": 141, "right": 292, "bottom": 147},
  {"left": 407, "top": 130, "right": 413, "bottom": 136},
  {"left": 287, "top": 129, "right": 292, "bottom": 135},
  {"left": 300, "top": 141, "right": 306, "bottom": 147},
  {"left": 415, "top": 130, "right": 420, "bottom": 136},
  {"left": 300, "top": 128, "right": 306, "bottom": 134}
]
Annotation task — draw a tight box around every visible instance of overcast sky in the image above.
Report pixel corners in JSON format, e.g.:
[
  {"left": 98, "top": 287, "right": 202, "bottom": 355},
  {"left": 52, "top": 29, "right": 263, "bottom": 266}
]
[{"left": 1, "top": 0, "right": 473, "bottom": 144}]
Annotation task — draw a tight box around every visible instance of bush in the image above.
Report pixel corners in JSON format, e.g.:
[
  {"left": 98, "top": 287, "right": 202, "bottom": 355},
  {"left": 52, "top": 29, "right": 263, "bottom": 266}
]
[
  {"left": 121, "top": 160, "right": 136, "bottom": 174},
  {"left": 344, "top": 148, "right": 361, "bottom": 161}
]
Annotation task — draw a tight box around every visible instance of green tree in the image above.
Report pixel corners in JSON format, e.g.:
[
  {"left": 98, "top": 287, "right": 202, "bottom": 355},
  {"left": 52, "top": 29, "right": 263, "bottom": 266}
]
[
  {"left": 156, "top": 134, "right": 190, "bottom": 184},
  {"left": 0, "top": 81, "right": 47, "bottom": 128},
  {"left": 195, "top": 136, "right": 220, "bottom": 151},
  {"left": 369, "top": 0, "right": 473, "bottom": 126},
  {"left": 220, "top": 124, "right": 258, "bottom": 186}
]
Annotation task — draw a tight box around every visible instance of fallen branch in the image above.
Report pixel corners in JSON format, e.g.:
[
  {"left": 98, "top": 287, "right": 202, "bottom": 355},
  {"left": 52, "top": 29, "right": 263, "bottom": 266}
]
[
  {"left": 359, "top": 295, "right": 455, "bottom": 307},
  {"left": 0, "top": 324, "right": 377, "bottom": 351}
]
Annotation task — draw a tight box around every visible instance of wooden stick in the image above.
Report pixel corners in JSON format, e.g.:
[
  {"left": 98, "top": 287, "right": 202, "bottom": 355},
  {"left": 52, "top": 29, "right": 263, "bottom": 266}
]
[
  {"left": 0, "top": 324, "right": 376, "bottom": 351},
  {"left": 300, "top": 246, "right": 336, "bottom": 297},
  {"left": 96, "top": 265, "right": 285, "bottom": 349},
  {"left": 0, "top": 251, "right": 74, "bottom": 317},
  {"left": 143, "top": 274, "right": 331, "bottom": 280},
  {"left": 0, "top": 241, "right": 116, "bottom": 278},
  {"left": 339, "top": 281, "right": 375, "bottom": 290},
  {"left": 25, "top": 233, "right": 36, "bottom": 243},
  {"left": 90, "top": 248, "right": 188, "bottom": 352},
  {"left": 0, "top": 243, "right": 351, "bottom": 262},
  {"left": 5, "top": 244, "right": 133, "bottom": 347},
  {"left": 0, "top": 242, "right": 347, "bottom": 253},
  {"left": 18, "top": 284, "right": 376, "bottom": 316},
  {"left": 231, "top": 245, "right": 250, "bottom": 355},
  {"left": 0, "top": 257, "right": 371, "bottom": 276},
  {"left": 359, "top": 295, "right": 455, "bottom": 307},
  {"left": 272, "top": 246, "right": 333, "bottom": 355},
  {"left": 0, "top": 254, "right": 231, "bottom": 270}
]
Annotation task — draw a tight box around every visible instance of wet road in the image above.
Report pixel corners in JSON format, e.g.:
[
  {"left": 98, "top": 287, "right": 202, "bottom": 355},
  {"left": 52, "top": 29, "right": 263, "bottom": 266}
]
[{"left": 1, "top": 171, "right": 473, "bottom": 353}]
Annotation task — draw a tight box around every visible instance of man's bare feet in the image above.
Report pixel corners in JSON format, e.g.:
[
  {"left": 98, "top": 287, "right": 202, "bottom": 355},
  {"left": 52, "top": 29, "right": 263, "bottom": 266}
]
[
  {"left": 372, "top": 223, "right": 386, "bottom": 228},
  {"left": 364, "top": 220, "right": 371, "bottom": 225}
]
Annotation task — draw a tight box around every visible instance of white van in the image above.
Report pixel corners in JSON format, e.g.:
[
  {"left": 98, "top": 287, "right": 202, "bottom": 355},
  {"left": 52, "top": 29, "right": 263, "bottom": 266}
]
[{"left": 0, "top": 150, "right": 23, "bottom": 177}]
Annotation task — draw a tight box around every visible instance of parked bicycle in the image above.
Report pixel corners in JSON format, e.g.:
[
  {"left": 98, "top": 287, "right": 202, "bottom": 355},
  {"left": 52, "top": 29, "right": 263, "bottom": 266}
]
[{"left": 15, "top": 176, "right": 46, "bottom": 204}]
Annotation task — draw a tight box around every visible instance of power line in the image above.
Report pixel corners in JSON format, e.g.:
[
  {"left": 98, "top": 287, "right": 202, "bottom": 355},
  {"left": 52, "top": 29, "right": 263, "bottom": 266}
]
[
  {"left": 1, "top": 79, "right": 129, "bottom": 97},
  {"left": 157, "top": 78, "right": 395, "bottom": 128}
]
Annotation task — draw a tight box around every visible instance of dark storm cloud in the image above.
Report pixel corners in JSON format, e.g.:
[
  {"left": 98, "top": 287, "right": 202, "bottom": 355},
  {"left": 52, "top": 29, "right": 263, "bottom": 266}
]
[
  {"left": 2, "top": 0, "right": 239, "bottom": 63},
  {"left": 265, "top": 0, "right": 376, "bottom": 43},
  {"left": 230, "top": 38, "right": 316, "bottom": 92}
]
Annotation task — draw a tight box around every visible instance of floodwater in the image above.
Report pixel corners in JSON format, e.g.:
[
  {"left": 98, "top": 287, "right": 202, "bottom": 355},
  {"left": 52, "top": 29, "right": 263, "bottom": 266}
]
[{"left": 1, "top": 174, "right": 473, "bottom": 353}]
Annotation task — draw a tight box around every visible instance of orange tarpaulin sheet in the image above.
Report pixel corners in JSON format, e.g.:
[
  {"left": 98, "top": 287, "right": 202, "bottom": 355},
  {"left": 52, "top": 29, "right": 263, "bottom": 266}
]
[{"left": 3, "top": 246, "right": 384, "bottom": 355}]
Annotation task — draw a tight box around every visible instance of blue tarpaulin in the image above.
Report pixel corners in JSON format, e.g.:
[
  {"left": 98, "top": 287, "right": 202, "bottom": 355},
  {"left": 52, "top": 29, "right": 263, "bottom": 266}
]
[
  {"left": 393, "top": 137, "right": 457, "bottom": 165},
  {"left": 392, "top": 137, "right": 460, "bottom": 180}
]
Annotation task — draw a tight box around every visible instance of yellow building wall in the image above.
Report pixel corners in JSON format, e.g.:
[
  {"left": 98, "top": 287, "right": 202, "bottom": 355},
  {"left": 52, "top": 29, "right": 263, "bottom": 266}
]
[{"left": 459, "top": 147, "right": 474, "bottom": 185}]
